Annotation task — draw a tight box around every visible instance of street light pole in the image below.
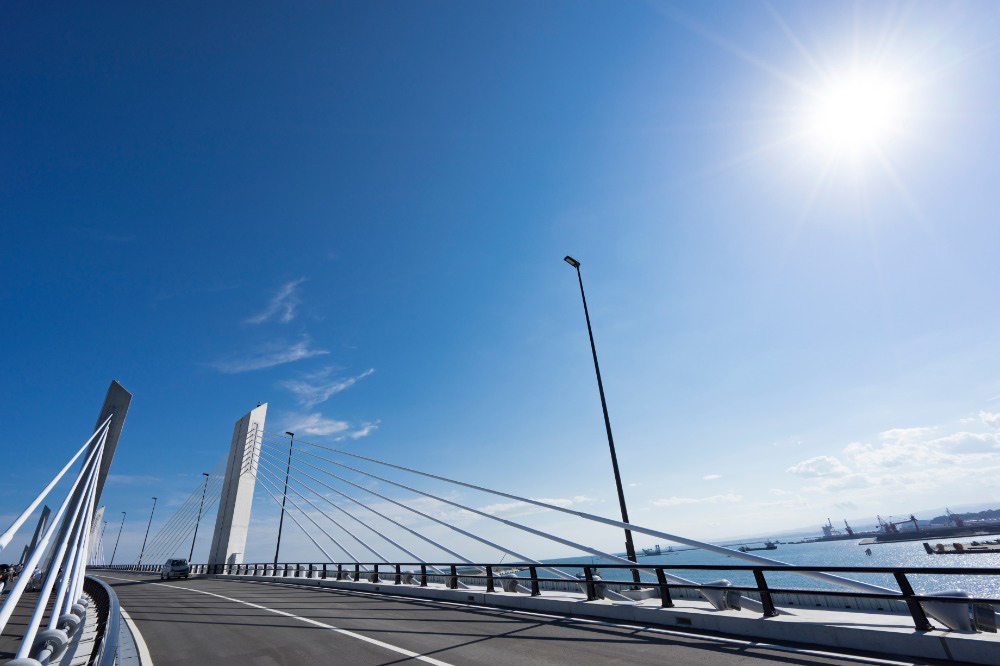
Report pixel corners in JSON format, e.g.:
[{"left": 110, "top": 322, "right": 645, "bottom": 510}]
[
  {"left": 564, "top": 256, "right": 640, "bottom": 584},
  {"left": 189, "top": 473, "right": 210, "bottom": 563},
  {"left": 109, "top": 511, "right": 126, "bottom": 567},
  {"left": 273, "top": 432, "right": 294, "bottom": 567},
  {"left": 138, "top": 497, "right": 157, "bottom": 566}
]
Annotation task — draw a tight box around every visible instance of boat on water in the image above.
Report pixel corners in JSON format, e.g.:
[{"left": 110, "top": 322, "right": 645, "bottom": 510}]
[{"left": 738, "top": 541, "right": 777, "bottom": 552}]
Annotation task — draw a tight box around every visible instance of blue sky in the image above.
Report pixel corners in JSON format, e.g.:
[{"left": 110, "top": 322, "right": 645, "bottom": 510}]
[{"left": 4, "top": 1, "right": 1000, "bottom": 564}]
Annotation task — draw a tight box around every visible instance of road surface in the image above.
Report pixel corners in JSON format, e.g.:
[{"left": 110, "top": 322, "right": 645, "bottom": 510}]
[{"left": 93, "top": 571, "right": 920, "bottom": 666}]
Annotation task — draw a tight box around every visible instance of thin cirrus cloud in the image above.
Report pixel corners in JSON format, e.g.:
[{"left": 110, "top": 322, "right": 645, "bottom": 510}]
[
  {"left": 651, "top": 493, "right": 742, "bottom": 507},
  {"left": 246, "top": 278, "right": 306, "bottom": 325},
  {"left": 212, "top": 337, "right": 329, "bottom": 374},
  {"left": 280, "top": 367, "right": 375, "bottom": 408},
  {"left": 283, "top": 413, "right": 379, "bottom": 439},
  {"left": 285, "top": 412, "right": 350, "bottom": 436}
]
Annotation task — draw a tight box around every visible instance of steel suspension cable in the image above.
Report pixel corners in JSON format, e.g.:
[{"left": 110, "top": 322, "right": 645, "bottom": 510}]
[
  {"left": 258, "top": 443, "right": 479, "bottom": 565},
  {"left": 266, "top": 436, "right": 895, "bottom": 596},
  {"left": 254, "top": 464, "right": 366, "bottom": 566},
  {"left": 256, "top": 455, "right": 388, "bottom": 564},
  {"left": 259, "top": 442, "right": 580, "bottom": 585},
  {"left": 137, "top": 471, "right": 224, "bottom": 563},
  {"left": 0, "top": 414, "right": 113, "bottom": 553},
  {"left": 24, "top": 438, "right": 105, "bottom": 660},
  {"left": 144, "top": 482, "right": 223, "bottom": 562},
  {"left": 1, "top": 426, "right": 107, "bottom": 638},
  {"left": 261, "top": 441, "right": 663, "bottom": 588},
  {"left": 136, "top": 463, "right": 226, "bottom": 557},
  {"left": 254, "top": 449, "right": 447, "bottom": 572},
  {"left": 252, "top": 469, "right": 339, "bottom": 563}
]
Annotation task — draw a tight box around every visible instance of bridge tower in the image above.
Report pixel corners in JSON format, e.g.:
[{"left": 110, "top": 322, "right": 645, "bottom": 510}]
[{"left": 207, "top": 403, "right": 267, "bottom": 567}]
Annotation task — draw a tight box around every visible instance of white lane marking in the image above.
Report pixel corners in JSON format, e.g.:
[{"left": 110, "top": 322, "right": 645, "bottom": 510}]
[
  {"left": 120, "top": 606, "right": 156, "bottom": 666},
  {"left": 235, "top": 577, "right": 921, "bottom": 666},
  {"left": 97, "top": 574, "right": 455, "bottom": 666}
]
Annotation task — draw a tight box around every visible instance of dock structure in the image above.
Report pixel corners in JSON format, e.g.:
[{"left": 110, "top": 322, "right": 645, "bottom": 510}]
[{"left": 924, "top": 540, "right": 1000, "bottom": 554}]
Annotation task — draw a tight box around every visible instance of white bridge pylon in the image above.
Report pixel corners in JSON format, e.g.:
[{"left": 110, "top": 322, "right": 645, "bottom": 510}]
[{"left": 207, "top": 403, "right": 267, "bottom": 567}]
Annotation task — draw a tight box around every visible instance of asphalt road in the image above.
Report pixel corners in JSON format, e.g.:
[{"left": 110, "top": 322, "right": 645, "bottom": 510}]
[{"left": 93, "top": 572, "right": 918, "bottom": 666}]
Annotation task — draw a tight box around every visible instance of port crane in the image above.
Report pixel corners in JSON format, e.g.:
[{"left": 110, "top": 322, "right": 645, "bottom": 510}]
[
  {"left": 843, "top": 519, "right": 855, "bottom": 536},
  {"left": 878, "top": 514, "right": 919, "bottom": 533},
  {"left": 946, "top": 508, "right": 965, "bottom": 527}
]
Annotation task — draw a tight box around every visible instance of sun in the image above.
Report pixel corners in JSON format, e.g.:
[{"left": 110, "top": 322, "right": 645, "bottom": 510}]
[{"left": 803, "top": 67, "right": 908, "bottom": 158}]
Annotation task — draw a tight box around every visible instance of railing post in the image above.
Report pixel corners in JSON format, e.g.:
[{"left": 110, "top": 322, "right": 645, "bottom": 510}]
[
  {"left": 655, "top": 567, "right": 674, "bottom": 608},
  {"left": 894, "top": 572, "right": 933, "bottom": 631},
  {"left": 322, "top": 563, "right": 328, "bottom": 580},
  {"left": 529, "top": 566, "right": 540, "bottom": 597},
  {"left": 337, "top": 563, "right": 344, "bottom": 581},
  {"left": 373, "top": 563, "right": 380, "bottom": 583},
  {"left": 486, "top": 566, "right": 495, "bottom": 593},
  {"left": 752, "top": 569, "right": 778, "bottom": 617},
  {"left": 583, "top": 567, "right": 597, "bottom": 601},
  {"left": 354, "top": 563, "right": 360, "bottom": 582},
  {"left": 448, "top": 565, "right": 458, "bottom": 589},
  {"left": 420, "top": 564, "right": 428, "bottom": 587},
  {"left": 395, "top": 564, "right": 402, "bottom": 585}
]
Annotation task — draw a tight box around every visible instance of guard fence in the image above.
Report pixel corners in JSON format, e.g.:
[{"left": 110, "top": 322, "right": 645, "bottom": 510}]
[{"left": 94, "top": 560, "right": 1000, "bottom": 634}]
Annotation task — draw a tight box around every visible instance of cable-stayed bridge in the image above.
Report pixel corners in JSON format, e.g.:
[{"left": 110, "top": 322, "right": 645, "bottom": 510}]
[{"left": 2, "top": 384, "right": 999, "bottom": 666}]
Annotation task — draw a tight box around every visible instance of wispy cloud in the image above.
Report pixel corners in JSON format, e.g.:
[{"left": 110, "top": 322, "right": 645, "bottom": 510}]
[
  {"left": 652, "top": 493, "right": 742, "bottom": 507},
  {"left": 212, "top": 336, "right": 329, "bottom": 373},
  {"left": 285, "top": 412, "right": 350, "bottom": 436},
  {"left": 702, "top": 474, "right": 721, "bottom": 481},
  {"left": 280, "top": 367, "right": 374, "bottom": 408},
  {"left": 107, "top": 474, "right": 160, "bottom": 485},
  {"left": 247, "top": 278, "right": 306, "bottom": 324},
  {"left": 340, "top": 421, "right": 379, "bottom": 441}
]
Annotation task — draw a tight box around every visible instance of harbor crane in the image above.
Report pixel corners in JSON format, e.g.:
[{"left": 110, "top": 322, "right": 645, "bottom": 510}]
[{"left": 946, "top": 508, "right": 965, "bottom": 527}]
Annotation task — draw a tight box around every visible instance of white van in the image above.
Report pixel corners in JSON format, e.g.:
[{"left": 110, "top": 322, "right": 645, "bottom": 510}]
[{"left": 160, "top": 558, "right": 190, "bottom": 580}]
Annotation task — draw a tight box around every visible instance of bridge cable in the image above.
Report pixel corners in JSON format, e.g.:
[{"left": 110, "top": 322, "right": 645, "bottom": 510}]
[
  {"left": 253, "top": 450, "right": 449, "bottom": 574},
  {"left": 0, "top": 414, "right": 113, "bottom": 553},
  {"left": 251, "top": 469, "right": 340, "bottom": 564},
  {"left": 137, "top": 466, "right": 225, "bottom": 558},
  {"left": 257, "top": 442, "right": 484, "bottom": 566},
  {"left": 259, "top": 442, "right": 578, "bottom": 591},
  {"left": 256, "top": 456, "right": 388, "bottom": 564},
  {"left": 1, "top": 423, "right": 107, "bottom": 645},
  {"left": 263, "top": 433, "right": 895, "bottom": 597},
  {"left": 253, "top": 463, "right": 366, "bottom": 565},
  {"left": 134, "top": 461, "right": 226, "bottom": 563}
]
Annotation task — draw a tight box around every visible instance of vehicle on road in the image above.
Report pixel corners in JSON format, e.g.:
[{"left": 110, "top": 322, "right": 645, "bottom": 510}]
[{"left": 161, "top": 558, "right": 190, "bottom": 579}]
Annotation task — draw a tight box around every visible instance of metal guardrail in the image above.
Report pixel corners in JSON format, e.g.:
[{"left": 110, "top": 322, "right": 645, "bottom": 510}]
[
  {"left": 83, "top": 575, "right": 120, "bottom": 666},
  {"left": 96, "top": 560, "right": 1000, "bottom": 633}
]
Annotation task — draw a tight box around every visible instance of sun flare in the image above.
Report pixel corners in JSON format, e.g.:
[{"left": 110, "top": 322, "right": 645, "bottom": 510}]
[{"left": 804, "top": 68, "right": 908, "bottom": 158}]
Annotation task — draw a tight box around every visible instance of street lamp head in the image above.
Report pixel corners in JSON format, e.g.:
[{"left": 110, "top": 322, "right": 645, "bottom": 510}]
[
  {"left": 202, "top": 472, "right": 210, "bottom": 477},
  {"left": 563, "top": 256, "right": 580, "bottom": 268},
  {"left": 285, "top": 431, "right": 294, "bottom": 438}
]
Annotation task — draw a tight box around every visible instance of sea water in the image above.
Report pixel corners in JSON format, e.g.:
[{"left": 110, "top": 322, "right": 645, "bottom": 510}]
[{"left": 538, "top": 537, "right": 1000, "bottom": 599}]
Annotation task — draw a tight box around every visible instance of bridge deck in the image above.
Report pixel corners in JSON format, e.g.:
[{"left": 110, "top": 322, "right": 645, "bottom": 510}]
[{"left": 93, "top": 572, "right": 927, "bottom": 666}]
